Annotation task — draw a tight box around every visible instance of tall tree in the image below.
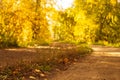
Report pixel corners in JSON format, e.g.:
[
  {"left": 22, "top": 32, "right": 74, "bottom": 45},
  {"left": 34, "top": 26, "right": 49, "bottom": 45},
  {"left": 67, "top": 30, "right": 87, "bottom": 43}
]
[
  {"left": 0, "top": 0, "right": 51, "bottom": 47},
  {"left": 73, "top": 0, "right": 120, "bottom": 44}
]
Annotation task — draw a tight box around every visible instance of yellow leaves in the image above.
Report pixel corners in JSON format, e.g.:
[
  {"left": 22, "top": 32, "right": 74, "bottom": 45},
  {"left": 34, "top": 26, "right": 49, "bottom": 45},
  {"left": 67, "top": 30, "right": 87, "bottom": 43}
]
[
  {"left": 86, "top": 0, "right": 97, "bottom": 4},
  {"left": 74, "top": 10, "right": 86, "bottom": 21},
  {"left": 34, "top": 69, "right": 46, "bottom": 77},
  {"left": 106, "top": 12, "right": 118, "bottom": 24},
  {"left": 44, "top": 78, "right": 48, "bottom": 80},
  {"left": 29, "top": 69, "right": 46, "bottom": 79},
  {"left": 75, "top": 21, "right": 97, "bottom": 42},
  {"left": 63, "top": 58, "right": 69, "bottom": 63},
  {"left": 114, "top": 16, "right": 118, "bottom": 22},
  {"left": 13, "top": 70, "right": 18, "bottom": 74},
  {"left": 106, "top": 12, "right": 112, "bottom": 20},
  {"left": 40, "top": 73, "right": 46, "bottom": 77},
  {"left": 34, "top": 69, "right": 41, "bottom": 73},
  {"left": 0, "top": 15, "right": 2, "bottom": 22},
  {"left": 12, "top": 0, "right": 21, "bottom": 11},
  {"left": 29, "top": 76, "right": 36, "bottom": 80},
  {"left": 110, "top": 0, "right": 117, "bottom": 6},
  {"left": 58, "top": 58, "right": 69, "bottom": 64},
  {"left": 17, "top": 20, "right": 33, "bottom": 47}
]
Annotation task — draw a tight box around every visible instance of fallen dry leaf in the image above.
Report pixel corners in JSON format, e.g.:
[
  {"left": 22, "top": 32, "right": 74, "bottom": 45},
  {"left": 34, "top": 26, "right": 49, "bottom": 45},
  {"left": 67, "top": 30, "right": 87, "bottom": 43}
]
[
  {"left": 40, "top": 73, "right": 45, "bottom": 77},
  {"left": 44, "top": 78, "right": 48, "bottom": 80},
  {"left": 63, "top": 58, "right": 69, "bottom": 63},
  {"left": 35, "top": 69, "right": 41, "bottom": 73},
  {"left": 29, "top": 76, "right": 36, "bottom": 79},
  {"left": 58, "top": 59, "right": 63, "bottom": 63},
  {"left": 74, "top": 58, "right": 77, "bottom": 62}
]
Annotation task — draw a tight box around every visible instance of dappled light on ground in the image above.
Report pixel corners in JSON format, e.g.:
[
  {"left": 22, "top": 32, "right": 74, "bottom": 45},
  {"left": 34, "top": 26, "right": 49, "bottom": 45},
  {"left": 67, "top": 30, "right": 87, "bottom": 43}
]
[
  {"left": 92, "top": 47, "right": 120, "bottom": 52},
  {"left": 92, "top": 46, "right": 120, "bottom": 57},
  {"left": 4, "top": 48, "right": 36, "bottom": 52},
  {"left": 92, "top": 52, "right": 120, "bottom": 57}
]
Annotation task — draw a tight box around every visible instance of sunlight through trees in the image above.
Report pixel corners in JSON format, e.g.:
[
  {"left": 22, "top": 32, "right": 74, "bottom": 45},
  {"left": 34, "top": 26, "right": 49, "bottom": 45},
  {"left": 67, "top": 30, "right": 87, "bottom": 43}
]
[{"left": 0, "top": 0, "right": 120, "bottom": 47}]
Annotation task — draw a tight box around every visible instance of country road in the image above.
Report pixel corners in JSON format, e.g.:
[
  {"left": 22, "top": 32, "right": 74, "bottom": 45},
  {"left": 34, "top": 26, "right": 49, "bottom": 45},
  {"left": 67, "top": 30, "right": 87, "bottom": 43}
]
[
  {"left": 51, "top": 45, "right": 120, "bottom": 80},
  {"left": 0, "top": 46, "right": 120, "bottom": 80}
]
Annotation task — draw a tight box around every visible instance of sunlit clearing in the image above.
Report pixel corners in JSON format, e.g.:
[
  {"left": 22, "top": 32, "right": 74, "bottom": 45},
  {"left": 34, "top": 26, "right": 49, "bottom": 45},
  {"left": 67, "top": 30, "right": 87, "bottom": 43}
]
[{"left": 55, "top": 0, "right": 74, "bottom": 10}]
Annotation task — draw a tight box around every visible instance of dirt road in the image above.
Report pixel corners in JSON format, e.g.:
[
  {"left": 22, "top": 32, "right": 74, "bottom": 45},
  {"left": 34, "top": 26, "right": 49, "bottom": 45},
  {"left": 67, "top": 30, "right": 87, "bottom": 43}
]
[
  {"left": 0, "top": 46, "right": 120, "bottom": 80},
  {"left": 51, "top": 46, "right": 120, "bottom": 80}
]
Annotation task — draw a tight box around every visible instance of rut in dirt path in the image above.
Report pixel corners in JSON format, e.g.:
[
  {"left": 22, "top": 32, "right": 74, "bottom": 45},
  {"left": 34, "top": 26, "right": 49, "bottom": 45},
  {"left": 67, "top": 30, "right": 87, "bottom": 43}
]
[{"left": 51, "top": 46, "right": 120, "bottom": 80}]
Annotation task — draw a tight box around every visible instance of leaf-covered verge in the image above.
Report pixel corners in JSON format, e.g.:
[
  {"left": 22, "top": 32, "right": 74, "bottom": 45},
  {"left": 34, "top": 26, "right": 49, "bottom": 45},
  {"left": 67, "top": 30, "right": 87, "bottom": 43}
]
[{"left": 0, "top": 45, "right": 92, "bottom": 80}]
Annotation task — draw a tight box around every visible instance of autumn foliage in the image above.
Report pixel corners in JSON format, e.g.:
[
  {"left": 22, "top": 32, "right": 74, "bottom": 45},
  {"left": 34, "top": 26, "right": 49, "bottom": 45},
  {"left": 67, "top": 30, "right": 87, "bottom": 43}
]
[{"left": 0, "top": 0, "right": 120, "bottom": 47}]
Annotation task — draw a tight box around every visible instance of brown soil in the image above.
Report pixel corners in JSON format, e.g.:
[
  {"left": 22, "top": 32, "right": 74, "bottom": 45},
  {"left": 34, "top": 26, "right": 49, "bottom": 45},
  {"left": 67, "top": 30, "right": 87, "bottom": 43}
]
[
  {"left": 0, "top": 45, "right": 120, "bottom": 80},
  {"left": 51, "top": 45, "right": 120, "bottom": 80}
]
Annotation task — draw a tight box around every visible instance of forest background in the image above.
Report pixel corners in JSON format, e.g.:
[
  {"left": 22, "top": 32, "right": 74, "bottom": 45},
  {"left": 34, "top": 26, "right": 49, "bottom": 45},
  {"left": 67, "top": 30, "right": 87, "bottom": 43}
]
[{"left": 0, "top": 0, "right": 120, "bottom": 47}]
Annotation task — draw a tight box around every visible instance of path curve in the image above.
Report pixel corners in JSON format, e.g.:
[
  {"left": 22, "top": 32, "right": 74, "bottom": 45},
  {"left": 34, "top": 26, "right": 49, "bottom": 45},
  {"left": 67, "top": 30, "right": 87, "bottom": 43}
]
[
  {"left": 51, "top": 45, "right": 120, "bottom": 80},
  {"left": 0, "top": 46, "right": 120, "bottom": 80}
]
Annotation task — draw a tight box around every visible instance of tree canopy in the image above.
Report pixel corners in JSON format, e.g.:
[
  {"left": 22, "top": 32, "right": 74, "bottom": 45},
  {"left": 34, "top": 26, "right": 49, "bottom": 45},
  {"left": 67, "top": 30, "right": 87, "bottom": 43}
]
[{"left": 0, "top": 0, "right": 120, "bottom": 47}]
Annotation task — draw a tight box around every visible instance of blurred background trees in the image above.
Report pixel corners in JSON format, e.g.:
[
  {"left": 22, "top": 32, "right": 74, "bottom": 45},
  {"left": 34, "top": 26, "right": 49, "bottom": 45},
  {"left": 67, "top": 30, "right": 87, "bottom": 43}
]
[
  {"left": 0, "top": 0, "right": 50, "bottom": 47},
  {"left": 0, "top": 0, "right": 120, "bottom": 47}
]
